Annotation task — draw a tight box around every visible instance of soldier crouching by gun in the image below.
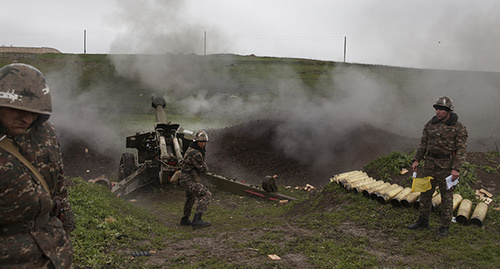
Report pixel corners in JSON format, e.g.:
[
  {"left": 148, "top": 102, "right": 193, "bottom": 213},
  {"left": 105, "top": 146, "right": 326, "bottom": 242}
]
[
  {"left": 178, "top": 130, "right": 212, "bottom": 228},
  {"left": 0, "top": 63, "right": 75, "bottom": 268}
]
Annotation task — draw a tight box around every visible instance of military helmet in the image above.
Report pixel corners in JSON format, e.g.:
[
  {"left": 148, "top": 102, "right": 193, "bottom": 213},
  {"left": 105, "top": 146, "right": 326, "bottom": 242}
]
[
  {"left": 433, "top": 96, "right": 454, "bottom": 111},
  {"left": 0, "top": 63, "right": 52, "bottom": 119},
  {"left": 194, "top": 130, "right": 209, "bottom": 142}
]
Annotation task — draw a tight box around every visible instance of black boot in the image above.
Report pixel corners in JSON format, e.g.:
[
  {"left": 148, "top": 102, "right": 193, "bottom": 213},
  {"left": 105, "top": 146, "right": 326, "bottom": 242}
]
[
  {"left": 180, "top": 216, "right": 192, "bottom": 226},
  {"left": 192, "top": 213, "right": 211, "bottom": 228},
  {"left": 436, "top": 226, "right": 449, "bottom": 237},
  {"left": 407, "top": 217, "right": 429, "bottom": 230}
]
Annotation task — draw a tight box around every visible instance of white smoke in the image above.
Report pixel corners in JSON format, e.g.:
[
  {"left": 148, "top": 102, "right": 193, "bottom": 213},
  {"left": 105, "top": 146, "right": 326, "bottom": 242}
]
[
  {"left": 46, "top": 61, "right": 124, "bottom": 156},
  {"left": 45, "top": 0, "right": 499, "bottom": 173}
]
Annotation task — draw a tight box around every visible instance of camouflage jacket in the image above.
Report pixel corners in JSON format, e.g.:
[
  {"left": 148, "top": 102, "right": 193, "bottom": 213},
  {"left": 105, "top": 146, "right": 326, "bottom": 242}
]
[
  {"left": 0, "top": 121, "right": 73, "bottom": 268},
  {"left": 180, "top": 142, "right": 208, "bottom": 178},
  {"left": 413, "top": 112, "right": 468, "bottom": 171}
]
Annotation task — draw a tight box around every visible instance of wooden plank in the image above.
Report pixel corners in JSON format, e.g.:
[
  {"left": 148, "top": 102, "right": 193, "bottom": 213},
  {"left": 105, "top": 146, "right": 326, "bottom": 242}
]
[{"left": 479, "top": 188, "right": 493, "bottom": 198}]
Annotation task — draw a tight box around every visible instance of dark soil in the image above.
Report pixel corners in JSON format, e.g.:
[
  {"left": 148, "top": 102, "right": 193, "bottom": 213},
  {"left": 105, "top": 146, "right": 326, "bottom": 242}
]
[
  {"left": 206, "top": 119, "right": 417, "bottom": 189},
  {"left": 59, "top": 135, "right": 118, "bottom": 181},
  {"left": 465, "top": 152, "right": 500, "bottom": 196}
]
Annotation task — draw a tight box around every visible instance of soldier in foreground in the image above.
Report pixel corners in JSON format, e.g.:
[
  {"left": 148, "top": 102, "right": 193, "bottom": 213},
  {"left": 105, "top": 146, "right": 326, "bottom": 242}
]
[
  {"left": 0, "top": 63, "right": 74, "bottom": 268},
  {"left": 178, "top": 130, "right": 212, "bottom": 228},
  {"left": 408, "top": 96, "right": 468, "bottom": 237}
]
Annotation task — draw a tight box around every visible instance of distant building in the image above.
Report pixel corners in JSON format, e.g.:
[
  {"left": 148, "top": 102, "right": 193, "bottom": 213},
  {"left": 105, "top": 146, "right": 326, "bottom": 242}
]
[{"left": 0, "top": 46, "right": 61, "bottom": 54}]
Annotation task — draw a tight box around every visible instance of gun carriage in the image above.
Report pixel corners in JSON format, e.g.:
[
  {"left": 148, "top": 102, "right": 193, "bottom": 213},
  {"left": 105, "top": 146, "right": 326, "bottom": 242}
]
[{"left": 111, "top": 96, "right": 295, "bottom": 201}]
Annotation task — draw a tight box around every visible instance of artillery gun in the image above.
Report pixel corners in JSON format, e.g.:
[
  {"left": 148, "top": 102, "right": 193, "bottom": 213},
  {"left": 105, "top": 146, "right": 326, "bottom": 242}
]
[
  {"left": 112, "top": 96, "right": 193, "bottom": 196},
  {"left": 111, "top": 96, "right": 296, "bottom": 201}
]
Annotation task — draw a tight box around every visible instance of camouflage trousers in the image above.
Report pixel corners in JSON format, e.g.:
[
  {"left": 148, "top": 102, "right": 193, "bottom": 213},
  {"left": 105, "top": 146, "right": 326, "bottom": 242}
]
[
  {"left": 419, "top": 166, "right": 455, "bottom": 227},
  {"left": 178, "top": 173, "right": 212, "bottom": 217}
]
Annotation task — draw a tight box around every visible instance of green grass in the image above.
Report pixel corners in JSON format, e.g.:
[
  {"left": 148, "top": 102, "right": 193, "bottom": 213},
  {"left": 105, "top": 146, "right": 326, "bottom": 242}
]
[
  {"left": 69, "top": 178, "right": 182, "bottom": 267},
  {"left": 297, "top": 183, "right": 500, "bottom": 268},
  {"left": 68, "top": 171, "right": 499, "bottom": 268},
  {"left": 363, "top": 151, "right": 414, "bottom": 181}
]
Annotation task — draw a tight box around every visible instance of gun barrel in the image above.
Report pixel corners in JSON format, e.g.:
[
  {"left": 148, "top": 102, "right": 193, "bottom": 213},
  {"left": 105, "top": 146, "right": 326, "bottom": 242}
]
[
  {"left": 158, "top": 135, "right": 170, "bottom": 159},
  {"left": 155, "top": 105, "right": 168, "bottom": 125},
  {"left": 151, "top": 96, "right": 168, "bottom": 124},
  {"left": 172, "top": 137, "right": 183, "bottom": 159}
]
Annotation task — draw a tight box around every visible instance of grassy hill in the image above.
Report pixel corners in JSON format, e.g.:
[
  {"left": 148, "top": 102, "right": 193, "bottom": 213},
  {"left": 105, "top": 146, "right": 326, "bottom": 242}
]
[
  {"left": 1, "top": 53, "right": 499, "bottom": 268},
  {"left": 4, "top": 52, "right": 500, "bottom": 117}
]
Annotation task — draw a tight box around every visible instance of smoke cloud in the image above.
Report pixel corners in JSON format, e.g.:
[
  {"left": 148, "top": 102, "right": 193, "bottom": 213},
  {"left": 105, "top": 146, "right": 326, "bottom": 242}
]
[
  {"left": 105, "top": 2, "right": 499, "bottom": 165},
  {"left": 43, "top": 0, "right": 499, "bottom": 180},
  {"left": 46, "top": 60, "right": 124, "bottom": 157}
]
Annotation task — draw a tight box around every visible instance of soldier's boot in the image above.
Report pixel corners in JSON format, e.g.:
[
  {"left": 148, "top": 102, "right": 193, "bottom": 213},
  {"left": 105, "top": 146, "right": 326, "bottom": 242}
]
[
  {"left": 407, "top": 217, "right": 429, "bottom": 230},
  {"left": 180, "top": 216, "right": 192, "bottom": 226},
  {"left": 192, "top": 213, "right": 211, "bottom": 228},
  {"left": 436, "top": 226, "right": 449, "bottom": 237}
]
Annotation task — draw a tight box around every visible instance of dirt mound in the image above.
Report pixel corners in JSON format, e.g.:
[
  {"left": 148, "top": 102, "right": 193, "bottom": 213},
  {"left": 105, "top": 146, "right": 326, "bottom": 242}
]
[
  {"left": 206, "top": 119, "right": 417, "bottom": 188},
  {"left": 462, "top": 152, "right": 500, "bottom": 196},
  {"left": 60, "top": 135, "right": 118, "bottom": 181}
]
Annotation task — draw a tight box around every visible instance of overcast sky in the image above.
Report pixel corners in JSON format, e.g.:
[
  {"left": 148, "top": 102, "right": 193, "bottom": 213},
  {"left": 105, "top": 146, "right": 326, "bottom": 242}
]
[{"left": 2, "top": 0, "right": 500, "bottom": 72}]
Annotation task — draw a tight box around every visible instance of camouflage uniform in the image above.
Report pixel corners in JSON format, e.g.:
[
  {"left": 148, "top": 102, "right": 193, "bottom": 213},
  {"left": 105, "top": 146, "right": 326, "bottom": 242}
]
[
  {"left": 178, "top": 142, "right": 211, "bottom": 218},
  {"left": 0, "top": 122, "right": 74, "bottom": 268},
  {"left": 413, "top": 112, "right": 468, "bottom": 227}
]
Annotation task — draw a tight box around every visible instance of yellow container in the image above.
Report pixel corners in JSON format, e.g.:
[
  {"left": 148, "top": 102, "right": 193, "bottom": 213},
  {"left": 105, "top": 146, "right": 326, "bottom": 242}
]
[
  {"left": 331, "top": 171, "right": 364, "bottom": 183},
  {"left": 354, "top": 180, "right": 384, "bottom": 193},
  {"left": 452, "top": 194, "right": 463, "bottom": 212},
  {"left": 379, "top": 185, "right": 404, "bottom": 204},
  {"left": 345, "top": 178, "right": 375, "bottom": 191},
  {"left": 470, "top": 202, "right": 488, "bottom": 227},
  {"left": 362, "top": 182, "right": 390, "bottom": 198},
  {"left": 431, "top": 194, "right": 442, "bottom": 210},
  {"left": 401, "top": 192, "right": 420, "bottom": 208},
  {"left": 456, "top": 199, "right": 472, "bottom": 225}
]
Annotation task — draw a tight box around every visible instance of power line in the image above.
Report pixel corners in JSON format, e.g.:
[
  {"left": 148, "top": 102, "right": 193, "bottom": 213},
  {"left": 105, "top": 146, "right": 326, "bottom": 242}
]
[{"left": 209, "top": 32, "right": 345, "bottom": 41}]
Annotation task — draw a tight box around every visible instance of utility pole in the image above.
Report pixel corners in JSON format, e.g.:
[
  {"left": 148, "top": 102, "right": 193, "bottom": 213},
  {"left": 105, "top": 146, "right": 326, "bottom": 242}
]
[
  {"left": 204, "top": 31, "right": 206, "bottom": 56},
  {"left": 343, "top": 36, "right": 346, "bottom": 62},
  {"left": 83, "top": 30, "right": 86, "bottom": 55}
]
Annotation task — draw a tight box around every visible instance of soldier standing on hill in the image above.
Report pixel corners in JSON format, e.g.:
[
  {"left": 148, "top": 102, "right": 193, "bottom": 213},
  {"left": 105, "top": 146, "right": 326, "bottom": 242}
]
[
  {"left": 408, "top": 96, "right": 468, "bottom": 237},
  {"left": 178, "top": 130, "right": 212, "bottom": 228},
  {"left": 0, "top": 63, "right": 74, "bottom": 267}
]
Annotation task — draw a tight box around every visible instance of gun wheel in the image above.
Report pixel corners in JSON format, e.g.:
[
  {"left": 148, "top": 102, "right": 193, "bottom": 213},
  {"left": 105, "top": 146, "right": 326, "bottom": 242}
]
[{"left": 118, "top": 152, "right": 137, "bottom": 180}]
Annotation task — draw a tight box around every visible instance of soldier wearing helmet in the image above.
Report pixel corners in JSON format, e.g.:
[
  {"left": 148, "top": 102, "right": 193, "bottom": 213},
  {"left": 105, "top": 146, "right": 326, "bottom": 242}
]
[
  {"left": 0, "top": 63, "right": 74, "bottom": 267},
  {"left": 177, "top": 130, "right": 212, "bottom": 228},
  {"left": 408, "top": 96, "right": 468, "bottom": 237}
]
